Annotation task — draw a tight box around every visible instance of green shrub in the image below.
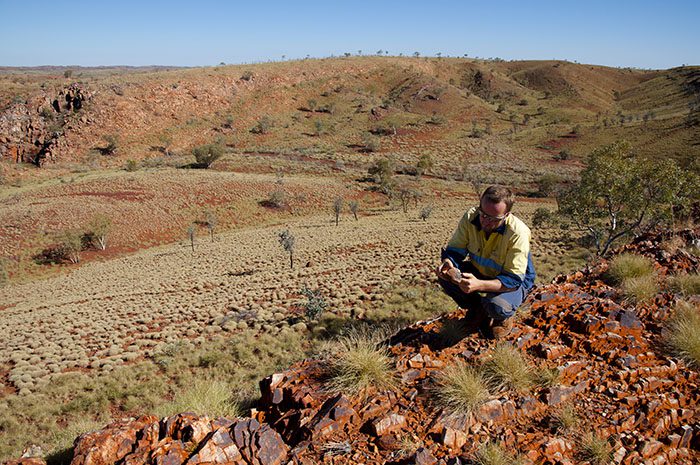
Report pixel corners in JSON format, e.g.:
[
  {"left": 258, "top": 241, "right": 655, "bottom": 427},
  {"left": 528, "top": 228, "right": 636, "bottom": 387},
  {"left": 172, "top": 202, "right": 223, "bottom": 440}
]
[
  {"left": 433, "top": 361, "right": 491, "bottom": 417},
  {"left": 124, "top": 159, "right": 139, "bottom": 172},
  {"left": 56, "top": 230, "right": 82, "bottom": 264},
  {"left": 606, "top": 253, "right": 654, "bottom": 285},
  {"left": 192, "top": 143, "right": 224, "bottom": 168},
  {"left": 326, "top": 330, "right": 396, "bottom": 397},
  {"left": 663, "top": 300, "right": 700, "bottom": 367},
  {"left": 535, "top": 173, "right": 563, "bottom": 197},
  {"left": 419, "top": 205, "right": 434, "bottom": 221},
  {"left": 300, "top": 287, "right": 327, "bottom": 321},
  {"left": 532, "top": 207, "right": 553, "bottom": 228},
  {"left": 86, "top": 214, "right": 111, "bottom": 251},
  {"left": 251, "top": 116, "right": 273, "bottom": 134}
]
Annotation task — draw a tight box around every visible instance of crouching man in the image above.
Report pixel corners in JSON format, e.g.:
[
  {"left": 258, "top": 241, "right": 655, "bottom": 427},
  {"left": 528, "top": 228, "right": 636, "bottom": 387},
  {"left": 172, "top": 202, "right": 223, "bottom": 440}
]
[{"left": 436, "top": 186, "right": 536, "bottom": 339}]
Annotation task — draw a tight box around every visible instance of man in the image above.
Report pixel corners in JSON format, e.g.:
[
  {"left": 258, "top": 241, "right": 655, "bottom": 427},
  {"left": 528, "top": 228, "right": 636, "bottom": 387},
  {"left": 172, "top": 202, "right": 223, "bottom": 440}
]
[{"left": 436, "top": 186, "right": 536, "bottom": 339}]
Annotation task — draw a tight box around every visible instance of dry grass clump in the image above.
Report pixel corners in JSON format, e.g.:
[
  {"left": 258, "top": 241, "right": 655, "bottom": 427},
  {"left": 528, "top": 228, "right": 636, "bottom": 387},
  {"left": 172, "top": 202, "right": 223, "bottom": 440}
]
[
  {"left": 620, "top": 274, "right": 659, "bottom": 303},
  {"left": 551, "top": 405, "right": 580, "bottom": 434},
  {"left": 605, "top": 253, "right": 654, "bottom": 284},
  {"left": 433, "top": 361, "right": 491, "bottom": 417},
  {"left": 578, "top": 433, "right": 613, "bottom": 465},
  {"left": 326, "top": 330, "right": 397, "bottom": 397},
  {"left": 663, "top": 300, "right": 700, "bottom": 367},
  {"left": 474, "top": 442, "right": 523, "bottom": 465},
  {"left": 155, "top": 379, "right": 240, "bottom": 418},
  {"left": 482, "top": 343, "right": 536, "bottom": 392},
  {"left": 667, "top": 273, "right": 700, "bottom": 296}
]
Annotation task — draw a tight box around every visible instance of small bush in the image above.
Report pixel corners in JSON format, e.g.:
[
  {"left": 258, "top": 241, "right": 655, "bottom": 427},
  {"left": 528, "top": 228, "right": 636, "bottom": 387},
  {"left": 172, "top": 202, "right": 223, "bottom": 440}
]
[
  {"left": 433, "top": 361, "right": 491, "bottom": 417},
  {"left": 86, "top": 214, "right": 111, "bottom": 250},
  {"left": 621, "top": 274, "right": 658, "bottom": 303},
  {"left": 278, "top": 229, "right": 296, "bottom": 269},
  {"left": 56, "top": 229, "right": 83, "bottom": 264},
  {"left": 124, "top": 159, "right": 139, "bottom": 172},
  {"left": 362, "top": 133, "right": 380, "bottom": 152},
  {"left": 667, "top": 273, "right": 700, "bottom": 296},
  {"left": 240, "top": 70, "right": 253, "bottom": 81},
  {"left": 482, "top": 344, "right": 535, "bottom": 393},
  {"left": 532, "top": 207, "right": 553, "bottom": 228},
  {"left": 192, "top": 143, "right": 224, "bottom": 168},
  {"left": 419, "top": 205, "right": 434, "bottom": 221},
  {"left": 349, "top": 200, "right": 359, "bottom": 220},
  {"left": 155, "top": 379, "right": 239, "bottom": 418},
  {"left": 535, "top": 173, "right": 562, "bottom": 197},
  {"left": 326, "top": 330, "right": 396, "bottom": 397},
  {"left": 415, "top": 154, "right": 433, "bottom": 176},
  {"left": 300, "top": 287, "right": 328, "bottom": 321},
  {"left": 103, "top": 135, "right": 118, "bottom": 155},
  {"left": 251, "top": 116, "right": 273, "bottom": 134},
  {"left": 663, "top": 300, "right": 700, "bottom": 367},
  {"left": 0, "top": 257, "right": 9, "bottom": 287},
  {"left": 606, "top": 253, "right": 654, "bottom": 285},
  {"left": 578, "top": 433, "right": 613, "bottom": 465}
]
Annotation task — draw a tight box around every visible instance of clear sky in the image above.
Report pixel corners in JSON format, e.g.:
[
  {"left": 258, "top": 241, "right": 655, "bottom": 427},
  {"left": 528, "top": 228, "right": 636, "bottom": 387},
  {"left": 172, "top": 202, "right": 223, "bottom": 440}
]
[{"left": 1, "top": 0, "right": 698, "bottom": 69}]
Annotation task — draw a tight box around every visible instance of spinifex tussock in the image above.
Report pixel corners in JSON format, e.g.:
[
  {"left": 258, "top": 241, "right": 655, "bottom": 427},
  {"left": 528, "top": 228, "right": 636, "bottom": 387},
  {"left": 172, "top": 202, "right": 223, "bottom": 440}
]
[
  {"left": 433, "top": 360, "right": 491, "bottom": 417},
  {"left": 326, "top": 328, "right": 397, "bottom": 397}
]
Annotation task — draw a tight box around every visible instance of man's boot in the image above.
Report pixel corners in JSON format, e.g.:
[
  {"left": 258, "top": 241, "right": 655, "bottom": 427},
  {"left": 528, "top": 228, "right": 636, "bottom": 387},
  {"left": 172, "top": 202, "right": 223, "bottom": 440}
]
[{"left": 491, "top": 317, "right": 514, "bottom": 340}]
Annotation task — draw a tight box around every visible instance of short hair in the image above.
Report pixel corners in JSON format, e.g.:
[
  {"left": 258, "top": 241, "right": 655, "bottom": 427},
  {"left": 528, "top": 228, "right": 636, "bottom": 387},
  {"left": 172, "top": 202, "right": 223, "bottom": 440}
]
[{"left": 480, "top": 185, "right": 515, "bottom": 212}]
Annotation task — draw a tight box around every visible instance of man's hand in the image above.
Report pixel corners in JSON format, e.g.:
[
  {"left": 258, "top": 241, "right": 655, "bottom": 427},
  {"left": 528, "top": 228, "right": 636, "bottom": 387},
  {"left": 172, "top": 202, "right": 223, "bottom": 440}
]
[
  {"left": 457, "top": 273, "right": 483, "bottom": 293},
  {"left": 436, "top": 259, "right": 462, "bottom": 283}
]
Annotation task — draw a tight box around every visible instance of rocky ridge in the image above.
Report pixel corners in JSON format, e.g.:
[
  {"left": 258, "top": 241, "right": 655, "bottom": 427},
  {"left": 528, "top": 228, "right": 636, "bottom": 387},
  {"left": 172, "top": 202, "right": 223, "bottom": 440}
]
[{"left": 4, "top": 231, "right": 699, "bottom": 465}]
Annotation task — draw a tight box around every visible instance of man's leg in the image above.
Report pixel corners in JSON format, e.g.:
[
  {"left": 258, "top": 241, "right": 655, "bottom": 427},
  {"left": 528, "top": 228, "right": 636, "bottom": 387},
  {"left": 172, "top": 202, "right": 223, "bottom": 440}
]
[
  {"left": 438, "top": 278, "right": 479, "bottom": 310},
  {"left": 480, "top": 286, "right": 526, "bottom": 339}
]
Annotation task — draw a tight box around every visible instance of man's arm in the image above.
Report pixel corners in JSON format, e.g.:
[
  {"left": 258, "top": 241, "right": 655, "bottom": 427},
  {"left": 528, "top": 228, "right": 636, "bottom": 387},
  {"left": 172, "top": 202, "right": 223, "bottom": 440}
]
[{"left": 458, "top": 273, "right": 515, "bottom": 294}]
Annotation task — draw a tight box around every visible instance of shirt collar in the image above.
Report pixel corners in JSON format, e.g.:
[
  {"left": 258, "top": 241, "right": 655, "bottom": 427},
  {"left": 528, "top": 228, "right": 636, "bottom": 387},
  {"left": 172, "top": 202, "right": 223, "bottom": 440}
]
[{"left": 471, "top": 211, "right": 507, "bottom": 234}]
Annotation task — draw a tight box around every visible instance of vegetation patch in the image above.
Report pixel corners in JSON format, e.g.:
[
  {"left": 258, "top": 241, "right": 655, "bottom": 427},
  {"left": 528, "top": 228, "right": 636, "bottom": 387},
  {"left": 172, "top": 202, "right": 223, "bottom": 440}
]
[
  {"left": 433, "top": 361, "right": 491, "bottom": 417},
  {"left": 663, "top": 300, "right": 700, "bottom": 368}
]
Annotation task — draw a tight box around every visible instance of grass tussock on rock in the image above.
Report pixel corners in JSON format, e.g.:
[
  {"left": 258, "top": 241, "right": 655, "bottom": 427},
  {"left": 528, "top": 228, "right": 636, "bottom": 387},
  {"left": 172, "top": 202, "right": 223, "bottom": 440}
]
[
  {"left": 578, "top": 433, "right": 614, "bottom": 465},
  {"left": 326, "top": 330, "right": 397, "bottom": 397},
  {"left": 482, "top": 343, "right": 536, "bottom": 393},
  {"left": 667, "top": 273, "right": 700, "bottom": 296},
  {"left": 155, "top": 379, "right": 240, "bottom": 418},
  {"left": 606, "top": 253, "right": 654, "bottom": 284},
  {"left": 606, "top": 253, "right": 659, "bottom": 302},
  {"left": 663, "top": 300, "right": 700, "bottom": 368},
  {"left": 474, "top": 441, "right": 523, "bottom": 465},
  {"left": 433, "top": 361, "right": 491, "bottom": 417}
]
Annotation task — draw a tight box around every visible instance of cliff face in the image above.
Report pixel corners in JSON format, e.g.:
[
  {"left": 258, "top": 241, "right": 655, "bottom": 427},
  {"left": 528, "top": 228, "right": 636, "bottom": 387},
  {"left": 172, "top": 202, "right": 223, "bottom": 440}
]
[
  {"left": 4, "top": 231, "right": 699, "bottom": 465},
  {"left": 0, "top": 84, "right": 92, "bottom": 165}
]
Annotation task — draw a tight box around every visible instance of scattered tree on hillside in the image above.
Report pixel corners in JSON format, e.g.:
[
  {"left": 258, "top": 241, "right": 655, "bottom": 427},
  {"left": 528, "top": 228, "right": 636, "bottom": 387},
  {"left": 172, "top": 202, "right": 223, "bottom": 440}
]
[
  {"left": 333, "top": 197, "right": 344, "bottom": 226},
  {"left": 205, "top": 210, "right": 217, "bottom": 242},
  {"left": 558, "top": 141, "right": 699, "bottom": 256},
  {"left": 192, "top": 143, "right": 224, "bottom": 168},
  {"left": 87, "top": 214, "right": 111, "bottom": 251},
  {"left": 266, "top": 174, "right": 287, "bottom": 208},
  {"left": 349, "top": 200, "right": 359, "bottom": 221},
  {"left": 362, "top": 133, "right": 380, "bottom": 152},
  {"left": 368, "top": 157, "right": 394, "bottom": 193},
  {"left": 416, "top": 154, "right": 433, "bottom": 177},
  {"left": 278, "top": 229, "right": 296, "bottom": 269},
  {"left": 0, "top": 257, "right": 10, "bottom": 287},
  {"left": 419, "top": 205, "right": 434, "bottom": 221},
  {"left": 103, "top": 135, "right": 118, "bottom": 155},
  {"left": 187, "top": 224, "right": 196, "bottom": 253},
  {"left": 56, "top": 230, "right": 82, "bottom": 264},
  {"left": 251, "top": 116, "right": 273, "bottom": 134}
]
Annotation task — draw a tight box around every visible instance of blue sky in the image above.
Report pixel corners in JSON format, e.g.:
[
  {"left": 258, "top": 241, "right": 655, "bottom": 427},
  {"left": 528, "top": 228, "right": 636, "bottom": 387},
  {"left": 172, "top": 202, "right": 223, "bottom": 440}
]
[{"left": 1, "top": 0, "right": 698, "bottom": 69}]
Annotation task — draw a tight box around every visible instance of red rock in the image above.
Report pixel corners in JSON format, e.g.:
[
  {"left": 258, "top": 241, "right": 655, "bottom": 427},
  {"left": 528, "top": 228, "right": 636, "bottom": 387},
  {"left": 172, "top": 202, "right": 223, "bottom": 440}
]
[
  {"left": 187, "top": 426, "right": 242, "bottom": 464},
  {"left": 441, "top": 426, "right": 467, "bottom": 450},
  {"left": 414, "top": 447, "right": 438, "bottom": 465},
  {"left": 678, "top": 425, "right": 693, "bottom": 449},
  {"left": 71, "top": 416, "right": 159, "bottom": 465},
  {"left": 371, "top": 413, "right": 405, "bottom": 436},
  {"left": 639, "top": 439, "right": 662, "bottom": 458},
  {"left": 476, "top": 399, "right": 504, "bottom": 423},
  {"left": 2, "top": 460, "right": 46, "bottom": 465}
]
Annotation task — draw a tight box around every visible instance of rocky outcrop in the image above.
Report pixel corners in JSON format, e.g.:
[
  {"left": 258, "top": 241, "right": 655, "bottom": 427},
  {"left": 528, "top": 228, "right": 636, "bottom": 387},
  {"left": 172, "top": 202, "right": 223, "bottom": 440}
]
[{"left": 0, "top": 83, "right": 92, "bottom": 165}]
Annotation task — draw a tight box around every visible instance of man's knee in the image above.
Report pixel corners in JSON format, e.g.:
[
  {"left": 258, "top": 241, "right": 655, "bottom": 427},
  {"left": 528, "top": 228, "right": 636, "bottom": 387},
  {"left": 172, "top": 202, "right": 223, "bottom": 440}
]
[{"left": 481, "top": 294, "right": 518, "bottom": 320}]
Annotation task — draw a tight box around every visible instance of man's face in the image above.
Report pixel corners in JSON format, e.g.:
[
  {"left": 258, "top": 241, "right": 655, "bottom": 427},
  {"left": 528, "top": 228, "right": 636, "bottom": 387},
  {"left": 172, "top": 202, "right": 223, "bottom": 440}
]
[{"left": 479, "top": 199, "right": 509, "bottom": 233}]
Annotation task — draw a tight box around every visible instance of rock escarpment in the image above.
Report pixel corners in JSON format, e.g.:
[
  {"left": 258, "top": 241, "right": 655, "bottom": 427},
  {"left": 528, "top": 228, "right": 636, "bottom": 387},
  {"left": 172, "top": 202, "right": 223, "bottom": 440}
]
[
  {"left": 0, "top": 84, "right": 92, "bottom": 165},
  {"left": 4, "top": 231, "right": 699, "bottom": 465}
]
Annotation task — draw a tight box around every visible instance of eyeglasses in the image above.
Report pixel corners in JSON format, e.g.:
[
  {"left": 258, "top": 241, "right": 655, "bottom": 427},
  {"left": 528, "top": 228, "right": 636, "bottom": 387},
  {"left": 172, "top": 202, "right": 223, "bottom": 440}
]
[{"left": 478, "top": 207, "right": 508, "bottom": 222}]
